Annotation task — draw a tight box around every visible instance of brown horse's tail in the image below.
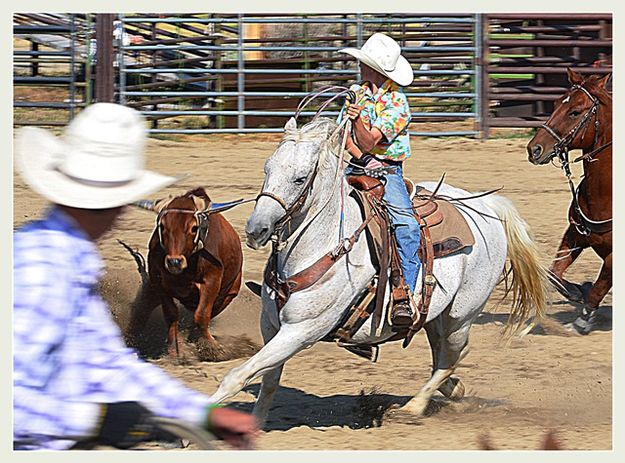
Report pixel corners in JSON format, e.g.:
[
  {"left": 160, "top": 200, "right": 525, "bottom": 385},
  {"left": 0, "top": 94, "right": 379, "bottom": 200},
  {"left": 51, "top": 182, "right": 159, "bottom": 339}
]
[{"left": 483, "top": 195, "right": 550, "bottom": 337}]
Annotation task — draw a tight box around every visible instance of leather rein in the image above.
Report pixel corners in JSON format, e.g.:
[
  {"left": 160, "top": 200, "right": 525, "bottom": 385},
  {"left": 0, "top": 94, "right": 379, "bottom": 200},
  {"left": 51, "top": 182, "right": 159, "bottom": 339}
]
[{"left": 538, "top": 84, "right": 612, "bottom": 236}]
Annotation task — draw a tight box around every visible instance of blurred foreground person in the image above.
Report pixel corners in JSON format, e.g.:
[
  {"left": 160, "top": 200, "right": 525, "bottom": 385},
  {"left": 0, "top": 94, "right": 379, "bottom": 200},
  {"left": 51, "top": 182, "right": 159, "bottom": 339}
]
[{"left": 13, "top": 103, "right": 258, "bottom": 450}]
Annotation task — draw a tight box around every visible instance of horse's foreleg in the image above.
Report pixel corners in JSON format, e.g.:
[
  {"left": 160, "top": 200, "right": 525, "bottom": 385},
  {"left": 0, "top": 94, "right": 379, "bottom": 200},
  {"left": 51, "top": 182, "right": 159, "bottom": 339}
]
[
  {"left": 549, "top": 224, "right": 587, "bottom": 302},
  {"left": 252, "top": 309, "right": 283, "bottom": 428},
  {"left": 573, "top": 252, "right": 612, "bottom": 335},
  {"left": 209, "top": 323, "right": 311, "bottom": 405}
]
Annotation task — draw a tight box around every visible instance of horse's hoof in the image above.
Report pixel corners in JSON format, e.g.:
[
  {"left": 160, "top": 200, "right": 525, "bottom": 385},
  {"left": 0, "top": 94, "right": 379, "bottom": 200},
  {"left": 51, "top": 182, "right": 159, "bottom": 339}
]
[
  {"left": 399, "top": 397, "right": 429, "bottom": 418},
  {"left": 572, "top": 308, "right": 597, "bottom": 335},
  {"left": 384, "top": 405, "right": 424, "bottom": 425},
  {"left": 438, "top": 377, "right": 465, "bottom": 401}
]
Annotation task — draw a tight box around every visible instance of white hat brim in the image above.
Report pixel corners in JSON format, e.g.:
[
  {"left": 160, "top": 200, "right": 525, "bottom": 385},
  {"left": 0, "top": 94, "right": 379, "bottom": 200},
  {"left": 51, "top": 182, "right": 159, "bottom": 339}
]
[
  {"left": 15, "top": 127, "right": 179, "bottom": 209},
  {"left": 339, "top": 47, "right": 414, "bottom": 87}
]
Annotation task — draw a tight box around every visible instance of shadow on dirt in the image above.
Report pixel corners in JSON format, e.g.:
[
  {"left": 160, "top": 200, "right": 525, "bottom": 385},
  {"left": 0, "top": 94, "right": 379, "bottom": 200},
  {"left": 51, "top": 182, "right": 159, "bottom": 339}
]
[
  {"left": 227, "top": 385, "right": 504, "bottom": 431},
  {"left": 476, "top": 302, "right": 612, "bottom": 336}
]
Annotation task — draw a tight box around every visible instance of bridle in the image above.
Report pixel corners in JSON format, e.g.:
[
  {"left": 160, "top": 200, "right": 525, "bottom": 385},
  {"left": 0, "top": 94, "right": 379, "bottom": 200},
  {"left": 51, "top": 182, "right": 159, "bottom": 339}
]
[
  {"left": 255, "top": 86, "right": 356, "bottom": 246},
  {"left": 539, "top": 84, "right": 600, "bottom": 161},
  {"left": 539, "top": 83, "right": 612, "bottom": 236},
  {"left": 255, "top": 159, "right": 320, "bottom": 241}
]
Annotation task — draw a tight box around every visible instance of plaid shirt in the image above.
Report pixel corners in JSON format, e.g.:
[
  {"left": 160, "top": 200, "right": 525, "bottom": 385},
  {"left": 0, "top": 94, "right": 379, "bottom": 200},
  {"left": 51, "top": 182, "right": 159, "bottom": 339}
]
[
  {"left": 340, "top": 79, "right": 412, "bottom": 161},
  {"left": 13, "top": 207, "right": 213, "bottom": 450}
]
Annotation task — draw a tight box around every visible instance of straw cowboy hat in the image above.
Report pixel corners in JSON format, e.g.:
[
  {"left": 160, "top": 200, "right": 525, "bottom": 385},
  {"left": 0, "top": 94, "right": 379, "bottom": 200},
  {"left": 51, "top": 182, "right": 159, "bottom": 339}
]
[
  {"left": 15, "top": 103, "right": 178, "bottom": 209},
  {"left": 339, "top": 32, "right": 414, "bottom": 87}
]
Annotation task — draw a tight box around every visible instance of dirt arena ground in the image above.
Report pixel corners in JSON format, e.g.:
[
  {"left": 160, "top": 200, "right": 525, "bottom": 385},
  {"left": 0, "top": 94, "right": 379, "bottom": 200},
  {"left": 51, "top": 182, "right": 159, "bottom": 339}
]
[{"left": 13, "top": 132, "right": 612, "bottom": 451}]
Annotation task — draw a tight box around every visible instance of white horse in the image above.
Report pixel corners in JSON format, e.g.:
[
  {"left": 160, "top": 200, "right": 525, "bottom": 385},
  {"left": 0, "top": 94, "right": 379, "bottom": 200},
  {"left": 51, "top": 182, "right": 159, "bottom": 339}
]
[{"left": 209, "top": 117, "right": 548, "bottom": 426}]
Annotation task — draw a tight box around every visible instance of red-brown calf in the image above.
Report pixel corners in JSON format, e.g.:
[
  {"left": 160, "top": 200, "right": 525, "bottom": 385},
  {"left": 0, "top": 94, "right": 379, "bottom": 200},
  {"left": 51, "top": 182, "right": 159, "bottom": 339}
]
[{"left": 129, "top": 187, "right": 243, "bottom": 356}]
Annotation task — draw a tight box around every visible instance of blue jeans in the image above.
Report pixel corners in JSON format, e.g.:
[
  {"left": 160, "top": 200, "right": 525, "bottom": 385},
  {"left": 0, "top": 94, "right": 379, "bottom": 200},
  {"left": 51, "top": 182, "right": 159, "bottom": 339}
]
[{"left": 381, "top": 166, "right": 421, "bottom": 293}]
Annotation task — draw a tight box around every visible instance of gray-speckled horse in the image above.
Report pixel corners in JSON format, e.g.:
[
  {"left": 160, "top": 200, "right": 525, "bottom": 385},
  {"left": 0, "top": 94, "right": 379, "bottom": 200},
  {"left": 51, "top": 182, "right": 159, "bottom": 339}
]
[{"left": 210, "top": 117, "right": 548, "bottom": 426}]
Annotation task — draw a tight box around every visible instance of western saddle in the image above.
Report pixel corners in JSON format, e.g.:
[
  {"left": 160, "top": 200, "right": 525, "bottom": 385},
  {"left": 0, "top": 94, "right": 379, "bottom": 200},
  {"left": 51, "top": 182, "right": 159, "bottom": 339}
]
[{"left": 321, "top": 173, "right": 476, "bottom": 361}]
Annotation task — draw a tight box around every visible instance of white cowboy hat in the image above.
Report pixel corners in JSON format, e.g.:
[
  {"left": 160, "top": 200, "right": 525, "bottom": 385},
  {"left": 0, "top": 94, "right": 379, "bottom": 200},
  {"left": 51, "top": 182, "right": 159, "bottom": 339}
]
[
  {"left": 339, "top": 33, "right": 414, "bottom": 87},
  {"left": 15, "top": 102, "right": 179, "bottom": 209}
]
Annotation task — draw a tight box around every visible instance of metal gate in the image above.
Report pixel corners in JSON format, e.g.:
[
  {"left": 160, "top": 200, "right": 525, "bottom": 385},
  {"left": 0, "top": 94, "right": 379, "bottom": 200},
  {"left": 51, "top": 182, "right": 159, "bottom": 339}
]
[
  {"left": 13, "top": 13, "right": 88, "bottom": 126},
  {"left": 116, "top": 14, "right": 482, "bottom": 137}
]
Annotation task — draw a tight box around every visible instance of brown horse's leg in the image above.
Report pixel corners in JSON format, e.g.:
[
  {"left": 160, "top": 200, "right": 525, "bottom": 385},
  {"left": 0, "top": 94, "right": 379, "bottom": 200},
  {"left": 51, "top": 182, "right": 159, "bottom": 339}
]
[
  {"left": 161, "top": 297, "right": 181, "bottom": 356},
  {"left": 573, "top": 253, "right": 612, "bottom": 335},
  {"left": 548, "top": 224, "right": 588, "bottom": 302}
]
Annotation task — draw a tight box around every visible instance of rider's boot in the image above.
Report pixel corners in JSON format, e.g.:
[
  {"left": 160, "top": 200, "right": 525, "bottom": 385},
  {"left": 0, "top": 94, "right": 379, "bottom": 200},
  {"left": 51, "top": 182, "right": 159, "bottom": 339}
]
[{"left": 391, "top": 295, "right": 414, "bottom": 328}]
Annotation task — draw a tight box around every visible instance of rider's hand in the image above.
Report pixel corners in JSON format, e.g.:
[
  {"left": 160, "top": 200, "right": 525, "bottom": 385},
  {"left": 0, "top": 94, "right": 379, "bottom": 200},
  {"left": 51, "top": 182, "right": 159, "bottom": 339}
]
[
  {"left": 206, "top": 406, "right": 260, "bottom": 450},
  {"left": 93, "top": 401, "right": 158, "bottom": 449},
  {"left": 346, "top": 104, "right": 363, "bottom": 121}
]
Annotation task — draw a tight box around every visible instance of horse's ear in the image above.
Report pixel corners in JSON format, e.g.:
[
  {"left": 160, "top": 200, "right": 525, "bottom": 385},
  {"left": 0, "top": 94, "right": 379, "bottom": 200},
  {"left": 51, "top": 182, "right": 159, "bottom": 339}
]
[
  {"left": 284, "top": 117, "right": 297, "bottom": 132},
  {"left": 566, "top": 67, "right": 584, "bottom": 86},
  {"left": 595, "top": 72, "right": 612, "bottom": 89}
]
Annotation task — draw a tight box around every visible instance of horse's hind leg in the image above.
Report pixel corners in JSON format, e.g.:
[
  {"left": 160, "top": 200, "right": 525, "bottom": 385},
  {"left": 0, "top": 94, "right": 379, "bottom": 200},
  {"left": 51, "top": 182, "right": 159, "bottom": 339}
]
[
  {"left": 401, "top": 315, "right": 472, "bottom": 417},
  {"left": 425, "top": 318, "right": 466, "bottom": 401},
  {"left": 549, "top": 224, "right": 588, "bottom": 302},
  {"left": 573, "top": 252, "right": 612, "bottom": 335}
]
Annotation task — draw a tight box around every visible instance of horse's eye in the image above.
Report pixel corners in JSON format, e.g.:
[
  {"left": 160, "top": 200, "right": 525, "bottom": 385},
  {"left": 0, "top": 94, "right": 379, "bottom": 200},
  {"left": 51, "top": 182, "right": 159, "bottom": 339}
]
[
  {"left": 569, "top": 110, "right": 581, "bottom": 118},
  {"left": 191, "top": 225, "right": 199, "bottom": 234},
  {"left": 294, "top": 176, "right": 307, "bottom": 185}
]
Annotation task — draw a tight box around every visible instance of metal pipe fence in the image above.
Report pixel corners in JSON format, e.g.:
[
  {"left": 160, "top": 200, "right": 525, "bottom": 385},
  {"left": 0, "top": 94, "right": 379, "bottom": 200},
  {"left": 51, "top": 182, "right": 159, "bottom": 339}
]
[
  {"left": 13, "top": 13, "right": 88, "bottom": 126},
  {"left": 486, "top": 14, "right": 612, "bottom": 132},
  {"left": 117, "top": 13, "right": 481, "bottom": 136},
  {"left": 13, "top": 13, "right": 612, "bottom": 137}
]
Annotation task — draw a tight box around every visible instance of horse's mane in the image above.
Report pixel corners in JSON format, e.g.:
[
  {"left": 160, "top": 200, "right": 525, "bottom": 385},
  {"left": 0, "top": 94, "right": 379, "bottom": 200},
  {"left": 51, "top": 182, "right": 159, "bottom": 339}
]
[
  {"left": 583, "top": 75, "right": 612, "bottom": 107},
  {"left": 281, "top": 117, "right": 339, "bottom": 145},
  {"left": 279, "top": 117, "right": 343, "bottom": 173}
]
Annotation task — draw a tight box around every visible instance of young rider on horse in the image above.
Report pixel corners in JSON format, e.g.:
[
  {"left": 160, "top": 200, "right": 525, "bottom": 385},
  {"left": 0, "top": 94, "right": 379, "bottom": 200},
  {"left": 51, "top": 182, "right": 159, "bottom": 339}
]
[{"left": 338, "top": 33, "right": 420, "bottom": 327}]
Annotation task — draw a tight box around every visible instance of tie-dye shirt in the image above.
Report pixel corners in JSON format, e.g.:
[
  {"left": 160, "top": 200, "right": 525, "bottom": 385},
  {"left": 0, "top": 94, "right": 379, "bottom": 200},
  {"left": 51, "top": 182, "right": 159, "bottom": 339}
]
[{"left": 341, "top": 79, "right": 412, "bottom": 162}]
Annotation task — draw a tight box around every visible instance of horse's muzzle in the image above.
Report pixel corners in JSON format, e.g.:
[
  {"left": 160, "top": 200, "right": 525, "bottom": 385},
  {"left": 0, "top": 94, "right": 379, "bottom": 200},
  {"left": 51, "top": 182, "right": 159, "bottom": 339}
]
[
  {"left": 527, "top": 143, "right": 551, "bottom": 165},
  {"left": 245, "top": 223, "right": 271, "bottom": 250}
]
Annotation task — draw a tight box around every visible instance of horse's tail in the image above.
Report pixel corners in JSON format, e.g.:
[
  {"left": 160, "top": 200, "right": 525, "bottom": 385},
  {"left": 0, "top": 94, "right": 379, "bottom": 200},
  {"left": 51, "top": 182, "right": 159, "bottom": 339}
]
[{"left": 482, "top": 194, "right": 550, "bottom": 336}]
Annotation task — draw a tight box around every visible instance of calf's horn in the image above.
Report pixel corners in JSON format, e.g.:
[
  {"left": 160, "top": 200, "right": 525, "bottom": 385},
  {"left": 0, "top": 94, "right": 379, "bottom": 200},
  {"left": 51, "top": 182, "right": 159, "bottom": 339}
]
[{"left": 132, "top": 199, "right": 157, "bottom": 211}]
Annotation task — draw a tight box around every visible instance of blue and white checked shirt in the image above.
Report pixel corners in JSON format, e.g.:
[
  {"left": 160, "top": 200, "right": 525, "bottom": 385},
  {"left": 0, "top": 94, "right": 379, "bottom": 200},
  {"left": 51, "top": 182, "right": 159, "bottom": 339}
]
[{"left": 13, "top": 207, "right": 214, "bottom": 450}]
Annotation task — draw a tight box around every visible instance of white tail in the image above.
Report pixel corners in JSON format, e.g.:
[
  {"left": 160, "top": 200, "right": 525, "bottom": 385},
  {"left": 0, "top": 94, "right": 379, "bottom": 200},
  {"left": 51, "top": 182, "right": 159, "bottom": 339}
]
[{"left": 483, "top": 194, "right": 550, "bottom": 336}]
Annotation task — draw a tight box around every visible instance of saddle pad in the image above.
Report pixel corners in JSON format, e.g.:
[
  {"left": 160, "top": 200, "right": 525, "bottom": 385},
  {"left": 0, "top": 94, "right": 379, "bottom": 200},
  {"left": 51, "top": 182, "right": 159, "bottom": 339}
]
[{"left": 413, "top": 187, "right": 475, "bottom": 258}]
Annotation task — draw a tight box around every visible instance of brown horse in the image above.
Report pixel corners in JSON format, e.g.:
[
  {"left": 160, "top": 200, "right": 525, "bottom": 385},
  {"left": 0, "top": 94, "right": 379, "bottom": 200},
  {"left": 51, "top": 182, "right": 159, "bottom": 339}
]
[
  {"left": 127, "top": 187, "right": 243, "bottom": 356},
  {"left": 526, "top": 68, "right": 612, "bottom": 335}
]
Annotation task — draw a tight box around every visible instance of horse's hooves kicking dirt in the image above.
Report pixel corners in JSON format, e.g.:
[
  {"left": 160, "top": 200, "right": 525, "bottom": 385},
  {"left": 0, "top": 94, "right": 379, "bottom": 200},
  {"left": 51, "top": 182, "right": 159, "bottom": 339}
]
[{"left": 195, "top": 335, "right": 260, "bottom": 362}]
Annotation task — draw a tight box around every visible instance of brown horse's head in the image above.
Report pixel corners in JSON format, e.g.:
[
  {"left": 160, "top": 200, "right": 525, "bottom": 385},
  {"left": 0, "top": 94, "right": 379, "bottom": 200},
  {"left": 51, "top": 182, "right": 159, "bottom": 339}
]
[
  {"left": 155, "top": 187, "right": 211, "bottom": 275},
  {"left": 527, "top": 68, "right": 612, "bottom": 165}
]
